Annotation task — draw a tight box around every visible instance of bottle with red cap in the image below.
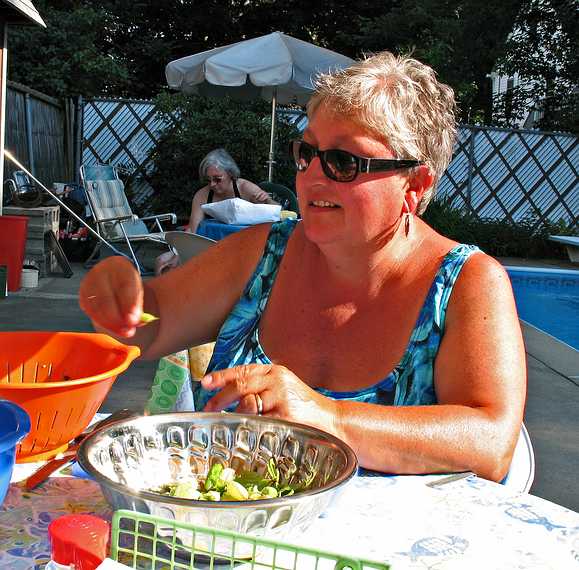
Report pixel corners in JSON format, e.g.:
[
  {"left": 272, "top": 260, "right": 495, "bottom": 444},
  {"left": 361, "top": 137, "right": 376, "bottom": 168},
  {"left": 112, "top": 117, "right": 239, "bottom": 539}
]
[{"left": 47, "top": 514, "right": 110, "bottom": 570}]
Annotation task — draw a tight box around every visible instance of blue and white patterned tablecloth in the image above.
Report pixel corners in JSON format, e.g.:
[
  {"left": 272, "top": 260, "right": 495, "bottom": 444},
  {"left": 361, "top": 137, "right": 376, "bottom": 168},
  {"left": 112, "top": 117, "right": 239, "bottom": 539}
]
[
  {"left": 2, "top": 471, "right": 578, "bottom": 569},
  {"left": 295, "top": 474, "right": 579, "bottom": 569}
]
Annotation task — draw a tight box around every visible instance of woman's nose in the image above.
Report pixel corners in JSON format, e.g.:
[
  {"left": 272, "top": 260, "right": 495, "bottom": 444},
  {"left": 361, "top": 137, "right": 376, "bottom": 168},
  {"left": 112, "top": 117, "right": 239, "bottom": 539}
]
[{"left": 303, "top": 156, "right": 325, "bottom": 181}]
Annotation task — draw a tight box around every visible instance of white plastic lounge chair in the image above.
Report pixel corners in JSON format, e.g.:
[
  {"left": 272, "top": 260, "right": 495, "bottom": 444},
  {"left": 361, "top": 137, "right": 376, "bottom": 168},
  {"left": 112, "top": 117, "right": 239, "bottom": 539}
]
[
  {"left": 164, "top": 231, "right": 216, "bottom": 264},
  {"left": 503, "top": 424, "right": 535, "bottom": 493}
]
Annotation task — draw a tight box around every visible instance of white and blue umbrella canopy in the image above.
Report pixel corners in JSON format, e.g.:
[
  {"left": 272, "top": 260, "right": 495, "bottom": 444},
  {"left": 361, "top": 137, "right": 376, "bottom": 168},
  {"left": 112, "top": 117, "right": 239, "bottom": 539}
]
[
  {"left": 166, "top": 32, "right": 354, "bottom": 180},
  {"left": 166, "top": 31, "right": 354, "bottom": 105},
  {"left": 0, "top": 0, "right": 45, "bottom": 27}
]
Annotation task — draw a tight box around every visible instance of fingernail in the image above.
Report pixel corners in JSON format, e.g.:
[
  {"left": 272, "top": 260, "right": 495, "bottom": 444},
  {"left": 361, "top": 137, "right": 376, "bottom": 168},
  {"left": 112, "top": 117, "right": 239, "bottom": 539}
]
[
  {"left": 202, "top": 375, "right": 213, "bottom": 387},
  {"left": 128, "top": 310, "right": 141, "bottom": 324}
]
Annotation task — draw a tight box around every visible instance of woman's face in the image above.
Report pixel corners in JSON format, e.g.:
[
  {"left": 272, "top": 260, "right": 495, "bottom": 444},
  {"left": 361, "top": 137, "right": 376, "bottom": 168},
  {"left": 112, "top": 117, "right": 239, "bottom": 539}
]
[
  {"left": 205, "top": 166, "right": 232, "bottom": 196},
  {"left": 296, "top": 105, "right": 411, "bottom": 248}
]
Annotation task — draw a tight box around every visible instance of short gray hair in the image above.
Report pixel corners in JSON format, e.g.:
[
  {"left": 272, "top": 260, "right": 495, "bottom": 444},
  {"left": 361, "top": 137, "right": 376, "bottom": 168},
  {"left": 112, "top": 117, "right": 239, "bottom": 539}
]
[
  {"left": 199, "top": 148, "right": 241, "bottom": 180},
  {"left": 308, "top": 51, "right": 457, "bottom": 214}
]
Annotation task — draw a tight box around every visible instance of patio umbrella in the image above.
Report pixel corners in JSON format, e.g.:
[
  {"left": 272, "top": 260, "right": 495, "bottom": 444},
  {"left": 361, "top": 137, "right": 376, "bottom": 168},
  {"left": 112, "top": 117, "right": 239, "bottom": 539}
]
[
  {"left": 0, "top": 0, "right": 45, "bottom": 214},
  {"left": 165, "top": 31, "right": 354, "bottom": 181}
]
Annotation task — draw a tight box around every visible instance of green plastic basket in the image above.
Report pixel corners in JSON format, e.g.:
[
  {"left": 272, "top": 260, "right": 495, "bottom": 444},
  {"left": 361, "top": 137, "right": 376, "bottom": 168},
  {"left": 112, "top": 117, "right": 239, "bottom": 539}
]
[{"left": 111, "top": 510, "right": 390, "bottom": 570}]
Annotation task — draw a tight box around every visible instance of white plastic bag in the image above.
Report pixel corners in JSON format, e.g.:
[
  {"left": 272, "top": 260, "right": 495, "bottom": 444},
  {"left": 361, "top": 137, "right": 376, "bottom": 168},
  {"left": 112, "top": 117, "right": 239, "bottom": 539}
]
[{"left": 201, "top": 198, "right": 281, "bottom": 225}]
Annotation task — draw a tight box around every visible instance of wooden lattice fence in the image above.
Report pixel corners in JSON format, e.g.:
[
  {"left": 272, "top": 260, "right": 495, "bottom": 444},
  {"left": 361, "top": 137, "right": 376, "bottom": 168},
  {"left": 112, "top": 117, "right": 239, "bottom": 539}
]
[
  {"left": 80, "top": 97, "right": 171, "bottom": 211},
  {"left": 439, "top": 125, "right": 578, "bottom": 230},
  {"left": 81, "top": 99, "right": 578, "bottom": 228}
]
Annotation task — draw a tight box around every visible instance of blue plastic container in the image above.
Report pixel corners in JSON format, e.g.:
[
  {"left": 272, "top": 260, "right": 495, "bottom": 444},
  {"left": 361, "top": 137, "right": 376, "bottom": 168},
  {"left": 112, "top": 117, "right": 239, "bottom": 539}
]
[{"left": 0, "top": 400, "right": 30, "bottom": 504}]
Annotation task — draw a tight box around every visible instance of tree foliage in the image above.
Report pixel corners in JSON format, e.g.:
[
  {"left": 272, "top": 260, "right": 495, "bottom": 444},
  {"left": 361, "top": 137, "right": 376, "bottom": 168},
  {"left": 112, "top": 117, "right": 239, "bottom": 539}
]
[
  {"left": 8, "top": 0, "right": 131, "bottom": 97},
  {"left": 6, "top": 0, "right": 576, "bottom": 132},
  {"left": 147, "top": 93, "right": 300, "bottom": 219},
  {"left": 493, "top": 0, "right": 578, "bottom": 133},
  {"left": 337, "top": 0, "right": 523, "bottom": 124}
]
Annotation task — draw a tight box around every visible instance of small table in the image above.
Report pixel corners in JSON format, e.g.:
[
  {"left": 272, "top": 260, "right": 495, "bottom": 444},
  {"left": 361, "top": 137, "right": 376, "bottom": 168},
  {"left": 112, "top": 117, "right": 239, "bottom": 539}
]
[{"left": 196, "top": 219, "right": 249, "bottom": 241}]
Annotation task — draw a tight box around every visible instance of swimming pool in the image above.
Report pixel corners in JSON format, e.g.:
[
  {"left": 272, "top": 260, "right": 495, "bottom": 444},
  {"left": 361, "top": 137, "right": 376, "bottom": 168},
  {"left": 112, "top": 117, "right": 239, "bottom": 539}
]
[{"left": 506, "top": 266, "right": 579, "bottom": 351}]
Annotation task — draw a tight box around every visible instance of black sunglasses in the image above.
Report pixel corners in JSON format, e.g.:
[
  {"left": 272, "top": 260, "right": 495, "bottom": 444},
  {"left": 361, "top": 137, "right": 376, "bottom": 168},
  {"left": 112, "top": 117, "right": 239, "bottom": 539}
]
[{"left": 289, "top": 139, "right": 423, "bottom": 183}]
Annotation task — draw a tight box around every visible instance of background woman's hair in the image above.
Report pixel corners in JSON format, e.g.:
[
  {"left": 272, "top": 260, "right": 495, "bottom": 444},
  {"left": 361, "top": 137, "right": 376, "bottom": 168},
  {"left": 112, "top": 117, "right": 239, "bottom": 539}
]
[
  {"left": 199, "top": 148, "right": 241, "bottom": 180},
  {"left": 308, "top": 51, "right": 457, "bottom": 214}
]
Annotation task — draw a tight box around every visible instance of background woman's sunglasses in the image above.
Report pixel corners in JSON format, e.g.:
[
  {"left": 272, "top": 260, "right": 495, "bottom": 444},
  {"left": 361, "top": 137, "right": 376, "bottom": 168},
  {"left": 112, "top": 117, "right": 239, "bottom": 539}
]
[{"left": 289, "top": 139, "right": 423, "bottom": 182}]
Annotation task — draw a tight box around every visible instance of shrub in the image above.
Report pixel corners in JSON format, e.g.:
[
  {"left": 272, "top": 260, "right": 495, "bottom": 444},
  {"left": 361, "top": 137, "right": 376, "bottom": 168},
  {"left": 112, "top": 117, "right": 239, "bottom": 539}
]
[
  {"left": 422, "top": 198, "right": 578, "bottom": 260},
  {"left": 147, "top": 93, "right": 301, "bottom": 221}
]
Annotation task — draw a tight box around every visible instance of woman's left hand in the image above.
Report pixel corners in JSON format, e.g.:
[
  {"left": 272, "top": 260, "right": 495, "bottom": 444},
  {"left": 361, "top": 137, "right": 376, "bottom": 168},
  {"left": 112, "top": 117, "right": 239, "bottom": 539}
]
[{"left": 201, "top": 364, "right": 339, "bottom": 434}]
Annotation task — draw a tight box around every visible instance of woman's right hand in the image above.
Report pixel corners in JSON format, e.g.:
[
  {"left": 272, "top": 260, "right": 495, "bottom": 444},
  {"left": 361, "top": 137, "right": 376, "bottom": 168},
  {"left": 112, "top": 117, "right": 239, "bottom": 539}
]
[{"left": 79, "top": 256, "right": 144, "bottom": 338}]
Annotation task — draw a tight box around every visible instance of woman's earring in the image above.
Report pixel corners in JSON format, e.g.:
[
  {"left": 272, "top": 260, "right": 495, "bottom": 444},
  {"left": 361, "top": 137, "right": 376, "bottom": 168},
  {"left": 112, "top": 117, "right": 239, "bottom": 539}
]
[
  {"left": 403, "top": 199, "right": 412, "bottom": 237},
  {"left": 404, "top": 213, "right": 411, "bottom": 236}
]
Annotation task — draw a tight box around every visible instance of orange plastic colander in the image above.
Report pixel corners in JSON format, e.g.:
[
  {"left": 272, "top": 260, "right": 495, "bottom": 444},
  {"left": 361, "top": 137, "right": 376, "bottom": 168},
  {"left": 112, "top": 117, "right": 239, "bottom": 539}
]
[{"left": 0, "top": 331, "right": 140, "bottom": 462}]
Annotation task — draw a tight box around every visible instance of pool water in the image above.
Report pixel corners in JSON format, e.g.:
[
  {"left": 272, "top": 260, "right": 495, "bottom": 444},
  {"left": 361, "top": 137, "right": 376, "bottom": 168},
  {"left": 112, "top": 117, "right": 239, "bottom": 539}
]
[{"left": 506, "top": 267, "right": 579, "bottom": 351}]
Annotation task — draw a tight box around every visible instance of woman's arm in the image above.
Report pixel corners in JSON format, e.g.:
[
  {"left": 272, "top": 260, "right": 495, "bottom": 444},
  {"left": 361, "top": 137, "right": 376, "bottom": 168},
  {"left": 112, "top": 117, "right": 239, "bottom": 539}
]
[
  {"left": 332, "top": 254, "right": 526, "bottom": 481},
  {"left": 202, "top": 254, "right": 526, "bottom": 482},
  {"left": 238, "top": 179, "right": 278, "bottom": 205},
  {"left": 79, "top": 224, "right": 272, "bottom": 359},
  {"left": 187, "top": 187, "right": 208, "bottom": 233}
]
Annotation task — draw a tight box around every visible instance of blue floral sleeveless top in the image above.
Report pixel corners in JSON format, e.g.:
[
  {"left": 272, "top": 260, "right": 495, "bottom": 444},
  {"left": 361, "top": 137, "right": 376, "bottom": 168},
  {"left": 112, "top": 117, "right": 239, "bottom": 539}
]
[{"left": 193, "top": 219, "right": 480, "bottom": 411}]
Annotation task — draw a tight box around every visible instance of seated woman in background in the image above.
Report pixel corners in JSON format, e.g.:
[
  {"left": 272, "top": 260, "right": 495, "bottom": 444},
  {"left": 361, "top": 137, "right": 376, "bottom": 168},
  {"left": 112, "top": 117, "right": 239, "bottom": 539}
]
[
  {"left": 80, "top": 51, "right": 526, "bottom": 482},
  {"left": 155, "top": 148, "right": 278, "bottom": 273},
  {"left": 187, "top": 148, "right": 277, "bottom": 233}
]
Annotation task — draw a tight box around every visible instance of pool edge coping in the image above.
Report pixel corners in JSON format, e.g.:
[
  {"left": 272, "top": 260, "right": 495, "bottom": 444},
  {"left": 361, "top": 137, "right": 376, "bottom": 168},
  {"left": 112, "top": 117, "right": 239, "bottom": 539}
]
[
  {"left": 521, "top": 321, "right": 579, "bottom": 380},
  {"left": 505, "top": 265, "right": 579, "bottom": 276}
]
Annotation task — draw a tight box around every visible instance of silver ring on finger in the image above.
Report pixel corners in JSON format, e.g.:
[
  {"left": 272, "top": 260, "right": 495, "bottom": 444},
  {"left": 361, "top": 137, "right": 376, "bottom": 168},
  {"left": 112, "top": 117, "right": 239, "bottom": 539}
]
[{"left": 255, "top": 393, "right": 263, "bottom": 416}]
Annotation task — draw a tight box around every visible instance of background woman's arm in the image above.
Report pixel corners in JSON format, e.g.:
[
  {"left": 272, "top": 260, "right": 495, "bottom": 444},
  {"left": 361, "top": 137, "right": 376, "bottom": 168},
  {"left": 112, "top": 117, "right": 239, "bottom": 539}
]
[
  {"left": 238, "top": 179, "right": 278, "bottom": 205},
  {"left": 187, "top": 188, "right": 208, "bottom": 233}
]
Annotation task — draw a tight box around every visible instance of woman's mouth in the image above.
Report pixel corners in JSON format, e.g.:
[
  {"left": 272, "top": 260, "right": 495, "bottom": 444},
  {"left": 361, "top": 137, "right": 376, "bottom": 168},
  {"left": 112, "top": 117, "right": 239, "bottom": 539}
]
[{"left": 310, "top": 200, "right": 340, "bottom": 208}]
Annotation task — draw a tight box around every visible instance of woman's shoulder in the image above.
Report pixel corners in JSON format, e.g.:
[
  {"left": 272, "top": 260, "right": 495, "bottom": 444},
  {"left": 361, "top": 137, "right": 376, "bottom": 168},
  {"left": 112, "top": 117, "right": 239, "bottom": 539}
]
[
  {"left": 458, "top": 250, "right": 510, "bottom": 286},
  {"left": 446, "top": 247, "right": 513, "bottom": 318},
  {"left": 418, "top": 225, "right": 510, "bottom": 298},
  {"left": 237, "top": 178, "right": 262, "bottom": 192},
  {"left": 193, "top": 185, "right": 210, "bottom": 202},
  {"left": 217, "top": 220, "right": 298, "bottom": 267}
]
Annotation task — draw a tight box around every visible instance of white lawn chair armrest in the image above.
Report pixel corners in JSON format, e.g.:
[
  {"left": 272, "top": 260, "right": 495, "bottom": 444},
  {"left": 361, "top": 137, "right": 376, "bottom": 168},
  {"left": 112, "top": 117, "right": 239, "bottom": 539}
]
[
  {"left": 97, "top": 214, "right": 135, "bottom": 224},
  {"left": 141, "top": 213, "right": 177, "bottom": 224}
]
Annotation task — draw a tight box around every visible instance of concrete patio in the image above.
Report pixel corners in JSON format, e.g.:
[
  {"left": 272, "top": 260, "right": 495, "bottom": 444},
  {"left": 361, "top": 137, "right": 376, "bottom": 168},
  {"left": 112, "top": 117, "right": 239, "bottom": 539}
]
[{"left": 1, "top": 260, "right": 578, "bottom": 512}]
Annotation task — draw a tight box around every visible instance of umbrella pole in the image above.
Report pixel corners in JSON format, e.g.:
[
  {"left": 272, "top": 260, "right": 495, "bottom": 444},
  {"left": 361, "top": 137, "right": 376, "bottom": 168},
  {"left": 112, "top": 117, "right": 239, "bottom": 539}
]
[{"left": 267, "top": 89, "right": 277, "bottom": 182}]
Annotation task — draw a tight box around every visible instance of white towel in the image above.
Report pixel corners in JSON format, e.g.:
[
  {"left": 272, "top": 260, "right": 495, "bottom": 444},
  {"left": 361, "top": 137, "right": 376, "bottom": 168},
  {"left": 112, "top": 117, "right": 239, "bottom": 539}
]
[{"left": 202, "top": 198, "right": 281, "bottom": 225}]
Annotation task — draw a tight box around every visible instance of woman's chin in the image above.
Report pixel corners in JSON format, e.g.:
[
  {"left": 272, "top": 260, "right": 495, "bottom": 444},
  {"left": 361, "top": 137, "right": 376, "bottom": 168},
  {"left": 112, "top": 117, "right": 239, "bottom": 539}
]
[{"left": 302, "top": 215, "right": 344, "bottom": 244}]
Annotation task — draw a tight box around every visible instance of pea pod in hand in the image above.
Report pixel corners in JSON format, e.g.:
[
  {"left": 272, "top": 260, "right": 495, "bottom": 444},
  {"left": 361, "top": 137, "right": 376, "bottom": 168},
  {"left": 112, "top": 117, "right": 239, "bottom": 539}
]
[{"left": 139, "top": 312, "right": 159, "bottom": 325}]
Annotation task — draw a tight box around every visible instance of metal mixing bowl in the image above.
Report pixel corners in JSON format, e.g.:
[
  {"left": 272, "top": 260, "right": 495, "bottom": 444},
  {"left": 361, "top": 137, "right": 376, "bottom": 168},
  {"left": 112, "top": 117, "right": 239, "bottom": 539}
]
[{"left": 77, "top": 412, "right": 358, "bottom": 549}]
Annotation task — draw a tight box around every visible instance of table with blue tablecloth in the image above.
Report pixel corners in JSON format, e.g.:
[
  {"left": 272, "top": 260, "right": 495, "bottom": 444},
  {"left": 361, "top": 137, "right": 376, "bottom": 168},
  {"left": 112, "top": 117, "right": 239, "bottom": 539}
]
[{"left": 196, "top": 219, "right": 249, "bottom": 241}]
